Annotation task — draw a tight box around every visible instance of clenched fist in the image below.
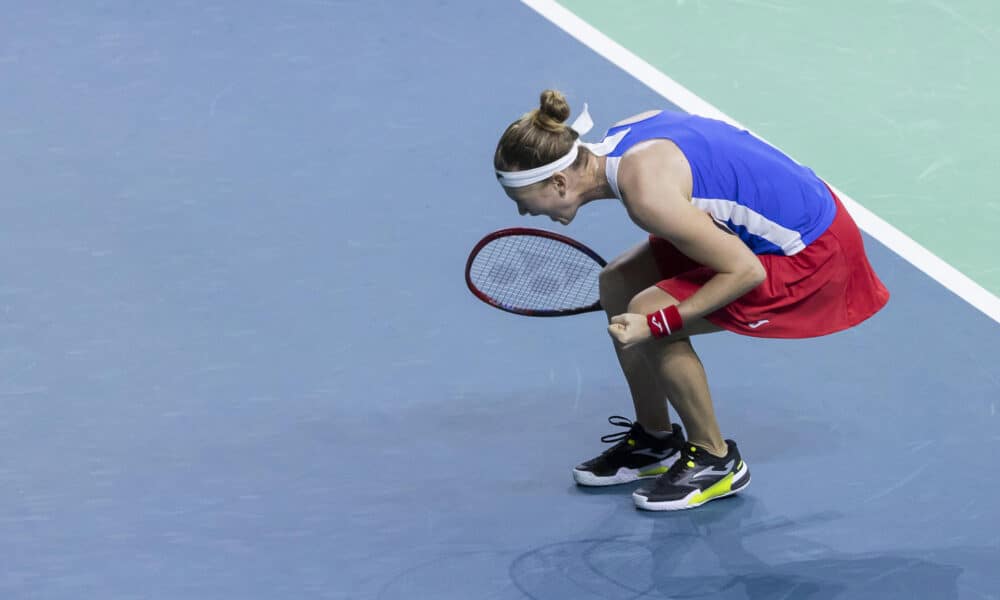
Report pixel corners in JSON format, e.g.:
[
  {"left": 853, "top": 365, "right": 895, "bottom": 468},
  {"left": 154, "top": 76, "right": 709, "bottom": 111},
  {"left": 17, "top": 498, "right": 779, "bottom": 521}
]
[{"left": 607, "top": 313, "right": 652, "bottom": 346}]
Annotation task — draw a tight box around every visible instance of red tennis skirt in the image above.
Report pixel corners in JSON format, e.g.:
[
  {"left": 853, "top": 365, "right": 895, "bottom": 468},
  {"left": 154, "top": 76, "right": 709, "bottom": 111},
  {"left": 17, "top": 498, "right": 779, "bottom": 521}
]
[{"left": 651, "top": 189, "right": 890, "bottom": 338}]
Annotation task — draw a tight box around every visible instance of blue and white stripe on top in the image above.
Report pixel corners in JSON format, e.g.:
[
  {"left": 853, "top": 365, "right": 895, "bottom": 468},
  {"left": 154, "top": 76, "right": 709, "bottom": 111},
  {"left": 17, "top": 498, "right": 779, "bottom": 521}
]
[{"left": 602, "top": 111, "right": 836, "bottom": 256}]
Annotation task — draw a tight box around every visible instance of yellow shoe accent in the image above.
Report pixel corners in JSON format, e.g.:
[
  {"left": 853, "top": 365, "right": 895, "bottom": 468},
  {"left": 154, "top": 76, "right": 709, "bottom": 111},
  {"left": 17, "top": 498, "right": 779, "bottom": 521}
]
[
  {"left": 687, "top": 472, "right": 735, "bottom": 506},
  {"left": 627, "top": 439, "right": 636, "bottom": 447},
  {"left": 638, "top": 466, "right": 668, "bottom": 477}
]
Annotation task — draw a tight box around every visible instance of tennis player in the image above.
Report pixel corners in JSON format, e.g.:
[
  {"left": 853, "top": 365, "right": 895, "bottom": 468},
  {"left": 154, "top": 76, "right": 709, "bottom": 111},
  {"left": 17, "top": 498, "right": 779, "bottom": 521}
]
[{"left": 493, "top": 90, "right": 889, "bottom": 511}]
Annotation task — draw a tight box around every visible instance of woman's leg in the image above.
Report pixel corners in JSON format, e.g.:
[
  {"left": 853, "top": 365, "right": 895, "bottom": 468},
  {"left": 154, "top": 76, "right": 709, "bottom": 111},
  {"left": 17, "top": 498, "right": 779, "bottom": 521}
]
[
  {"left": 598, "top": 241, "right": 675, "bottom": 432},
  {"left": 625, "top": 285, "right": 728, "bottom": 458}
]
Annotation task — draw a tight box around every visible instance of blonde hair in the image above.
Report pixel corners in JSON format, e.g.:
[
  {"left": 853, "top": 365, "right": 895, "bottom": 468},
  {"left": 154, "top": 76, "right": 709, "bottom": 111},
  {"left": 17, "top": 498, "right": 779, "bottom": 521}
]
[{"left": 494, "top": 90, "right": 586, "bottom": 180}]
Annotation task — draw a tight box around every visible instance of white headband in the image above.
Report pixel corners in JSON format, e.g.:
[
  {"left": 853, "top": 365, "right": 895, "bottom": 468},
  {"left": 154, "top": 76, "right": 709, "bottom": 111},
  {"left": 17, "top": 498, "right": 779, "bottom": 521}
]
[{"left": 495, "top": 104, "right": 629, "bottom": 188}]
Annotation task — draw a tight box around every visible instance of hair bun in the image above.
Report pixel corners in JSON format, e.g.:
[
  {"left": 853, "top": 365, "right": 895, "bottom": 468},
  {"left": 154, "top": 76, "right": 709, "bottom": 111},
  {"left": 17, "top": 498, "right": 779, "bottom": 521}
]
[{"left": 533, "top": 89, "right": 571, "bottom": 133}]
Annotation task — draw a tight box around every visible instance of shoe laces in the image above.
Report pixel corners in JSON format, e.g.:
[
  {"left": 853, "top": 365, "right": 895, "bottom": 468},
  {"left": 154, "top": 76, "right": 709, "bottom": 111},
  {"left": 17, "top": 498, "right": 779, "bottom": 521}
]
[{"left": 598, "top": 415, "right": 642, "bottom": 448}]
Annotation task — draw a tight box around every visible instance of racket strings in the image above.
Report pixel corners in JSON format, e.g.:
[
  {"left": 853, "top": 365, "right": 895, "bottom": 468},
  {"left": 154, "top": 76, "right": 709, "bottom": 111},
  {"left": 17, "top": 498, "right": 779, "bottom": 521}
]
[{"left": 468, "top": 234, "right": 602, "bottom": 312}]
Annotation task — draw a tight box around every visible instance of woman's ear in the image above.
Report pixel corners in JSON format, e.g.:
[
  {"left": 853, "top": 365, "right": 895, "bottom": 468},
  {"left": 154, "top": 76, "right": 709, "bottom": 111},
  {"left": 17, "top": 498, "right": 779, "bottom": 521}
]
[{"left": 552, "top": 172, "right": 568, "bottom": 196}]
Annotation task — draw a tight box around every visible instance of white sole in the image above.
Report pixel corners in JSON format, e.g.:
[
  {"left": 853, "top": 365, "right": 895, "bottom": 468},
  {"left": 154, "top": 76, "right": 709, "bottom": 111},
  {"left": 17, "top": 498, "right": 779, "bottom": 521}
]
[
  {"left": 573, "top": 454, "right": 679, "bottom": 487},
  {"left": 632, "top": 463, "right": 751, "bottom": 511}
]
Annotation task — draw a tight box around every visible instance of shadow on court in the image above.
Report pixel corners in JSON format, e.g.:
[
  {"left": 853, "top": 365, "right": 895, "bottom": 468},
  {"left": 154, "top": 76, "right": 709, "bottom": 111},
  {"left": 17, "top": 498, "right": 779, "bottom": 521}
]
[
  {"left": 379, "top": 495, "right": 994, "bottom": 599},
  {"left": 508, "top": 497, "right": 975, "bottom": 599}
]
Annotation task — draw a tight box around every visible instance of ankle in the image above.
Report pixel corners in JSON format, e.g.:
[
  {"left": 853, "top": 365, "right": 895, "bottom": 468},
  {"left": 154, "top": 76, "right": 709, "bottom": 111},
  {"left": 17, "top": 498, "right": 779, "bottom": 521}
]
[
  {"left": 638, "top": 422, "right": 675, "bottom": 439},
  {"left": 689, "top": 440, "right": 728, "bottom": 459}
]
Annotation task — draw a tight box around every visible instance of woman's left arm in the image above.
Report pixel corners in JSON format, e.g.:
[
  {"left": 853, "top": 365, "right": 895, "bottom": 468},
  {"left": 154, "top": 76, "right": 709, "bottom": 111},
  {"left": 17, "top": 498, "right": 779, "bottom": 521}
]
[
  {"left": 630, "top": 191, "right": 765, "bottom": 323},
  {"left": 611, "top": 145, "right": 766, "bottom": 343}
]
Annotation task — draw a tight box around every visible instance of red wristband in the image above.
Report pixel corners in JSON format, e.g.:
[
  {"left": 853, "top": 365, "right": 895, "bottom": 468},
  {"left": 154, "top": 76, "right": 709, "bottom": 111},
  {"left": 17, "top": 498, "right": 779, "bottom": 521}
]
[{"left": 646, "top": 305, "right": 683, "bottom": 338}]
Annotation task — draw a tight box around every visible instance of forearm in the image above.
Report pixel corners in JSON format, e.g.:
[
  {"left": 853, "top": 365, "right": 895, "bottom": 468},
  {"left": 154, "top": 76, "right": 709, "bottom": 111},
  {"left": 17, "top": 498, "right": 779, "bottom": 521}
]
[
  {"left": 609, "top": 264, "right": 764, "bottom": 346},
  {"left": 674, "top": 266, "right": 764, "bottom": 323}
]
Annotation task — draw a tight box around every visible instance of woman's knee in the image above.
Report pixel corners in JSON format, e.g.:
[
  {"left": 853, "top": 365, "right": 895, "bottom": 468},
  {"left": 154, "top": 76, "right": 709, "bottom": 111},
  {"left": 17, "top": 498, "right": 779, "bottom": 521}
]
[
  {"left": 599, "top": 241, "right": 665, "bottom": 317},
  {"left": 598, "top": 264, "right": 631, "bottom": 316},
  {"left": 626, "top": 286, "right": 678, "bottom": 315}
]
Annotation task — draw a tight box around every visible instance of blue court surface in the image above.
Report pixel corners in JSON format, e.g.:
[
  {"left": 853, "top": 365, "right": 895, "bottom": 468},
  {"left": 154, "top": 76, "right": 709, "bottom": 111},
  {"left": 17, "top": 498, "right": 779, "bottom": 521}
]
[{"left": 2, "top": 2, "right": 999, "bottom": 599}]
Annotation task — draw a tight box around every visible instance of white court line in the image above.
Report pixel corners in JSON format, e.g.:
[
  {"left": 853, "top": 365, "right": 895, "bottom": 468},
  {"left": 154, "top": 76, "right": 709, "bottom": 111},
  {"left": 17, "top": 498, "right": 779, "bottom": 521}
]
[{"left": 522, "top": 0, "right": 1000, "bottom": 326}]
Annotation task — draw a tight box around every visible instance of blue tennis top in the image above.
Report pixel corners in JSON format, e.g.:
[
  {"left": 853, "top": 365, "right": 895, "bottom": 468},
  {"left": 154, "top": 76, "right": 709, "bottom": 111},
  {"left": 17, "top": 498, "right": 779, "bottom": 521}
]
[{"left": 603, "top": 111, "right": 836, "bottom": 256}]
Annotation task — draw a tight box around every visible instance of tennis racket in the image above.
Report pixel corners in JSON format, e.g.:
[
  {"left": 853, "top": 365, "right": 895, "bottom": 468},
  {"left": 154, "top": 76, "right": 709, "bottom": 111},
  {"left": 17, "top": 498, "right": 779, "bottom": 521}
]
[{"left": 465, "top": 227, "right": 607, "bottom": 316}]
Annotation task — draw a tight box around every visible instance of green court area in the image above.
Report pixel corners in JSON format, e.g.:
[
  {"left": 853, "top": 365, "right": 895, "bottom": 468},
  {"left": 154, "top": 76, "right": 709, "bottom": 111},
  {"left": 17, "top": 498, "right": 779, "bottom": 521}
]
[{"left": 560, "top": 0, "right": 1000, "bottom": 297}]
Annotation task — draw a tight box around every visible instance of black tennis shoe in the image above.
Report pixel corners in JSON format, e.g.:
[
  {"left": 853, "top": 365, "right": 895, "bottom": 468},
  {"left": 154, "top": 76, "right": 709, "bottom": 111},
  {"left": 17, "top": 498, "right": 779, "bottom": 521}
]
[
  {"left": 572, "top": 416, "right": 684, "bottom": 486},
  {"left": 632, "top": 439, "right": 750, "bottom": 511}
]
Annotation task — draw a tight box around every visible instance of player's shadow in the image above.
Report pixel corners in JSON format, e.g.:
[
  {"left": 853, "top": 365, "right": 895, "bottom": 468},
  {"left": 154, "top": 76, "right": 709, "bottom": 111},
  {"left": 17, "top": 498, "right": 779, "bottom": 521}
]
[{"left": 509, "top": 495, "right": 974, "bottom": 599}]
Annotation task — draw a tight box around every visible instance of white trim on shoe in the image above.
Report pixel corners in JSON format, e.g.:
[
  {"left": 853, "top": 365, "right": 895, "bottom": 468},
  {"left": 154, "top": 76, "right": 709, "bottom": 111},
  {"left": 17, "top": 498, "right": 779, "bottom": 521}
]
[{"left": 632, "top": 462, "right": 751, "bottom": 511}]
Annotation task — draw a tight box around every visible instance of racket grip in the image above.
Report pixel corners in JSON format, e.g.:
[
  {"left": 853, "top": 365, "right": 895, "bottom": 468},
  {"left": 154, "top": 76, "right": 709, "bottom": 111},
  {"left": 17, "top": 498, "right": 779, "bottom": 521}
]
[{"left": 647, "top": 305, "right": 683, "bottom": 338}]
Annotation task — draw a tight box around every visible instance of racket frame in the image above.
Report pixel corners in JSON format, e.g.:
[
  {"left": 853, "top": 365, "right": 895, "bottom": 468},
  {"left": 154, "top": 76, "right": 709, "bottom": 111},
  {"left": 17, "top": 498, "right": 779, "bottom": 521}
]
[{"left": 464, "top": 227, "right": 607, "bottom": 317}]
